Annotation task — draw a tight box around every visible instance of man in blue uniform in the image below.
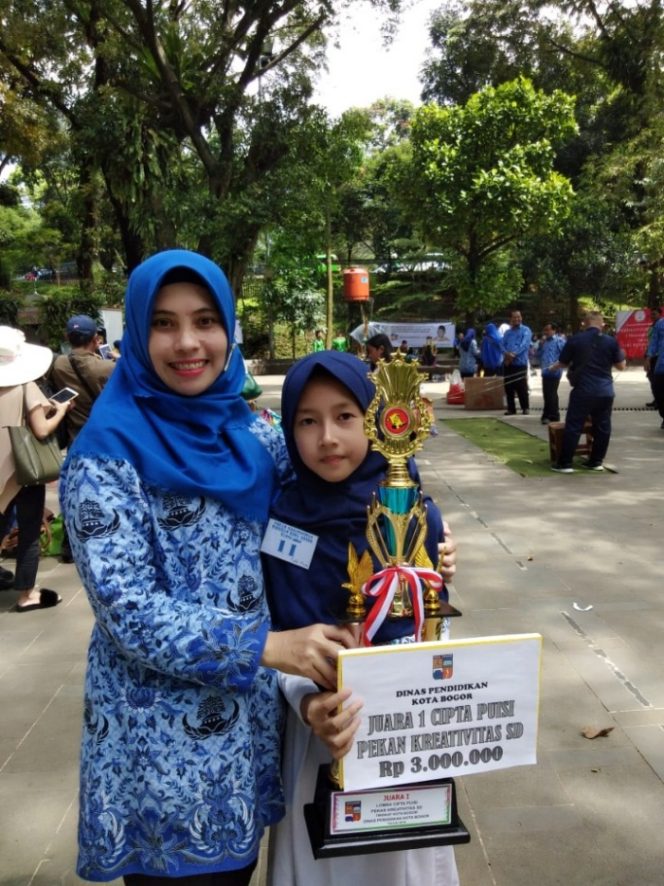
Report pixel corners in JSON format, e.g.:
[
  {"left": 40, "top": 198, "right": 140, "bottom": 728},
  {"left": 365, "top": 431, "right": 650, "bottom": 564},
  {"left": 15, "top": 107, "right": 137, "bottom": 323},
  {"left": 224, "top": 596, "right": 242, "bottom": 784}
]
[
  {"left": 502, "top": 310, "right": 532, "bottom": 415},
  {"left": 550, "top": 311, "right": 626, "bottom": 473},
  {"left": 538, "top": 322, "right": 566, "bottom": 424},
  {"left": 646, "top": 308, "right": 664, "bottom": 429}
]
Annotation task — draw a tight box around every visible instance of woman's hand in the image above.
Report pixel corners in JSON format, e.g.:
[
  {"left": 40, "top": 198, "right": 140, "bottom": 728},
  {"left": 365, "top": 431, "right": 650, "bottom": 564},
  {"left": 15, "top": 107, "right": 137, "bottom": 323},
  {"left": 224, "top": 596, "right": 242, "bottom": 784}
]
[
  {"left": 301, "top": 687, "right": 363, "bottom": 760},
  {"left": 262, "top": 623, "right": 357, "bottom": 690},
  {"left": 438, "top": 520, "right": 457, "bottom": 582}
]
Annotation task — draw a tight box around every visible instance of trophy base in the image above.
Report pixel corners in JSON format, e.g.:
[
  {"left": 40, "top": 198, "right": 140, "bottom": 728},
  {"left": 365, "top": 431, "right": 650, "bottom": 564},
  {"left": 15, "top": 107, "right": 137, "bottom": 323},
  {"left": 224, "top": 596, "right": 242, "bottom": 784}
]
[{"left": 304, "top": 765, "right": 470, "bottom": 859}]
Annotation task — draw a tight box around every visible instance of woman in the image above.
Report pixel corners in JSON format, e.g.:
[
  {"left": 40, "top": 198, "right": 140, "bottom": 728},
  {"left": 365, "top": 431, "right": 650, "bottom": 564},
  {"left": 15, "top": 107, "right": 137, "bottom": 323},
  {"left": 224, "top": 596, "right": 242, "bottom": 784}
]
[
  {"left": 480, "top": 322, "right": 504, "bottom": 376},
  {"left": 60, "top": 249, "right": 352, "bottom": 885},
  {"left": 0, "top": 326, "right": 69, "bottom": 611},
  {"left": 420, "top": 336, "right": 437, "bottom": 380},
  {"left": 458, "top": 328, "right": 480, "bottom": 378},
  {"left": 365, "top": 333, "right": 393, "bottom": 369}
]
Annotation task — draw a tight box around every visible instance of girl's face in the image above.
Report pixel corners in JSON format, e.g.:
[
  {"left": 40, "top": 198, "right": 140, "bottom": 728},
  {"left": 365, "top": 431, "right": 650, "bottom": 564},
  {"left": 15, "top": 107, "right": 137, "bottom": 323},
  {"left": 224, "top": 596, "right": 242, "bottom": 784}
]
[
  {"left": 149, "top": 282, "right": 228, "bottom": 396},
  {"left": 293, "top": 375, "right": 369, "bottom": 483}
]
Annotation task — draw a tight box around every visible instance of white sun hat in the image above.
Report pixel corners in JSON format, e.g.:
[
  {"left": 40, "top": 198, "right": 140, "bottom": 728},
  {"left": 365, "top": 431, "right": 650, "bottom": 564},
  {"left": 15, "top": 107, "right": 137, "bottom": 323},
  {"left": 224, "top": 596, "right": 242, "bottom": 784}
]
[{"left": 0, "top": 326, "right": 53, "bottom": 388}]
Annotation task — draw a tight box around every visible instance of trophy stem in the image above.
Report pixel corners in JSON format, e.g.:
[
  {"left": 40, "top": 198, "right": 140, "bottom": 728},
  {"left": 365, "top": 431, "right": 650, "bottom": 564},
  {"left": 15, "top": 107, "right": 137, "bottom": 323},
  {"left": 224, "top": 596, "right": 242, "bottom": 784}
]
[{"left": 422, "top": 617, "right": 442, "bottom": 642}]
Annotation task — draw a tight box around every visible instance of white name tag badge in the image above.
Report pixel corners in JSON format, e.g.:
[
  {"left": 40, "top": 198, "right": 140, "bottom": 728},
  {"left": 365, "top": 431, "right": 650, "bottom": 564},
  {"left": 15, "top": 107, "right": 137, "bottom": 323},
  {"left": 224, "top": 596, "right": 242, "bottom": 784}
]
[{"left": 261, "top": 519, "right": 318, "bottom": 570}]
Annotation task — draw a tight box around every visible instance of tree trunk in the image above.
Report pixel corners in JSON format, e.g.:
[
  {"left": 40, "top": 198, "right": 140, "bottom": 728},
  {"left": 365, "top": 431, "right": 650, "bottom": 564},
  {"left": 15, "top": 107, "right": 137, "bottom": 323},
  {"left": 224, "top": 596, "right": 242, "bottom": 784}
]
[
  {"left": 647, "top": 265, "right": 661, "bottom": 310},
  {"left": 568, "top": 290, "right": 580, "bottom": 331},
  {"left": 77, "top": 161, "right": 99, "bottom": 284},
  {"left": 325, "top": 208, "right": 334, "bottom": 348},
  {"left": 111, "top": 200, "right": 144, "bottom": 273}
]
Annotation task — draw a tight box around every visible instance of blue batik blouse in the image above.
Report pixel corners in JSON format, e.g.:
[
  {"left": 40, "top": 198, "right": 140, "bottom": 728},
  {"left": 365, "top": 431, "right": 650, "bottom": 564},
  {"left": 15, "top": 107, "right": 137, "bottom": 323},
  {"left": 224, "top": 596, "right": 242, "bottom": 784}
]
[{"left": 61, "top": 419, "right": 290, "bottom": 881}]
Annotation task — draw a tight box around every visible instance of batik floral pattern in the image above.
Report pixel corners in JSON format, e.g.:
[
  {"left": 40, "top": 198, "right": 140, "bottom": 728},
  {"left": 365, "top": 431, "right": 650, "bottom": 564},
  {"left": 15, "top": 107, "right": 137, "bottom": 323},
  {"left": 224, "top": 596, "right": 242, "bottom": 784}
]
[{"left": 62, "top": 420, "right": 290, "bottom": 879}]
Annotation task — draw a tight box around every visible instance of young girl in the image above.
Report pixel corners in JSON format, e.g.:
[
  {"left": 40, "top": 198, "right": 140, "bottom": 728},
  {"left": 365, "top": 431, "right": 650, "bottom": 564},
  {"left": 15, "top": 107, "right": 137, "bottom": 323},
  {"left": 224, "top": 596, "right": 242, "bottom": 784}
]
[
  {"left": 264, "top": 350, "right": 459, "bottom": 886},
  {"left": 60, "top": 250, "right": 353, "bottom": 885}
]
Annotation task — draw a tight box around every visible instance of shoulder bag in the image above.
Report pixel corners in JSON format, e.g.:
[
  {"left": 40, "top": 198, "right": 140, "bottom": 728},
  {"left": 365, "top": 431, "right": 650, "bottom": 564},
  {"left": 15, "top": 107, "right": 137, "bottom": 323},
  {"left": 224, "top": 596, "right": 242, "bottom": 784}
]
[
  {"left": 6, "top": 386, "right": 64, "bottom": 486},
  {"left": 68, "top": 354, "right": 99, "bottom": 400}
]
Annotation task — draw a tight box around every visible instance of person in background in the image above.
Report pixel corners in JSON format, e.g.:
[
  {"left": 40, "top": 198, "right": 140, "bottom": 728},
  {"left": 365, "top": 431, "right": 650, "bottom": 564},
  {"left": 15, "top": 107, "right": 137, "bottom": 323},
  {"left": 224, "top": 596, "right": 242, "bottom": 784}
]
[
  {"left": 264, "top": 351, "right": 460, "bottom": 886},
  {"left": 311, "top": 328, "right": 325, "bottom": 353},
  {"left": 458, "top": 328, "right": 480, "bottom": 378},
  {"left": 420, "top": 335, "right": 437, "bottom": 379},
  {"left": 365, "top": 332, "right": 393, "bottom": 369},
  {"left": 645, "top": 307, "right": 663, "bottom": 408},
  {"left": 50, "top": 314, "right": 117, "bottom": 563},
  {"left": 50, "top": 315, "right": 116, "bottom": 445},
  {"left": 538, "top": 322, "right": 566, "bottom": 424},
  {"left": 528, "top": 335, "right": 541, "bottom": 374},
  {"left": 60, "top": 249, "right": 353, "bottom": 884},
  {"left": 502, "top": 310, "right": 532, "bottom": 415},
  {"left": 550, "top": 310, "right": 626, "bottom": 472},
  {"left": 0, "top": 327, "right": 70, "bottom": 610},
  {"left": 646, "top": 307, "right": 664, "bottom": 429},
  {"left": 331, "top": 332, "right": 348, "bottom": 352},
  {"left": 480, "top": 322, "right": 504, "bottom": 376},
  {"left": 421, "top": 336, "right": 436, "bottom": 365}
]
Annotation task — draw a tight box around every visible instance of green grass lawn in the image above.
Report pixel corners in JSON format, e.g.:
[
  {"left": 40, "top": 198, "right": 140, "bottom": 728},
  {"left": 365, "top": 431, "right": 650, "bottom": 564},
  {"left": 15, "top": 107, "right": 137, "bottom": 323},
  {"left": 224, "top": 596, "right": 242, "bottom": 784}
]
[{"left": 441, "top": 418, "right": 607, "bottom": 478}]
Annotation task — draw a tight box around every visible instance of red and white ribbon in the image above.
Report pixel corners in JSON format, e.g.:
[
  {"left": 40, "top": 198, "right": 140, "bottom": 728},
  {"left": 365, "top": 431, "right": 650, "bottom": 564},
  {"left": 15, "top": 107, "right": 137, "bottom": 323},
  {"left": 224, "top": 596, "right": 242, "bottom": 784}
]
[{"left": 361, "top": 565, "right": 443, "bottom": 645}]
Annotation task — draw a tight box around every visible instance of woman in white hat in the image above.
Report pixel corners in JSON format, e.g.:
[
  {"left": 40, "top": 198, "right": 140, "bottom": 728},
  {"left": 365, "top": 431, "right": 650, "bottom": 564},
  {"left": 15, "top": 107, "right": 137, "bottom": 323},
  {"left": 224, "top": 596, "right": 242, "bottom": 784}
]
[{"left": 0, "top": 326, "right": 70, "bottom": 611}]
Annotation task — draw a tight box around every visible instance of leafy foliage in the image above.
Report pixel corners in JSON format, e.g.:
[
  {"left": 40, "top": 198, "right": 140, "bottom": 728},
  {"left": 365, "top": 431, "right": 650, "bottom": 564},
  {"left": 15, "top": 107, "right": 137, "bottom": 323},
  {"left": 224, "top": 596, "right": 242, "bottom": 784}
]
[
  {"left": 37, "top": 287, "right": 107, "bottom": 349},
  {"left": 402, "top": 77, "right": 577, "bottom": 315}
]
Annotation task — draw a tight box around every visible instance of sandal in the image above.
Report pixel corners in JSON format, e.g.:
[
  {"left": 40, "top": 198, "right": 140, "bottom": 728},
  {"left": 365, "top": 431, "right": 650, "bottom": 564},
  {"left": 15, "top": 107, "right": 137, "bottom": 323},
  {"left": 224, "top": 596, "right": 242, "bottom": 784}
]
[{"left": 15, "top": 588, "right": 62, "bottom": 612}]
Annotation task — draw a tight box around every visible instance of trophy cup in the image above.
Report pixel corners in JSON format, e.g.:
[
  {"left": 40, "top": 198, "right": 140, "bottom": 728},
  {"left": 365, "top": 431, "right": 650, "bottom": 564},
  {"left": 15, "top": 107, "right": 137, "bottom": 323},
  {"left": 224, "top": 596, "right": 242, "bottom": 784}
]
[{"left": 304, "top": 353, "right": 468, "bottom": 858}]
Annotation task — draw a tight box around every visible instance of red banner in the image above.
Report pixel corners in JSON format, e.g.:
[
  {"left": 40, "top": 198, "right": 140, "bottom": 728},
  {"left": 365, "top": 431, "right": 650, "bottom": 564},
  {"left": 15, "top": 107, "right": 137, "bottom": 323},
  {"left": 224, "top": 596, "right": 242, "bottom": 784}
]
[{"left": 615, "top": 308, "right": 663, "bottom": 359}]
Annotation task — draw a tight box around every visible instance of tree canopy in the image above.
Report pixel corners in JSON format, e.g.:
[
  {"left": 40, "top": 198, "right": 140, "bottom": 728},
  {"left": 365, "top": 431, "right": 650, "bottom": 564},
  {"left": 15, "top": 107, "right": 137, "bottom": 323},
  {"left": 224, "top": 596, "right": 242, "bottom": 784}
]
[{"left": 3, "top": 0, "right": 664, "bottom": 340}]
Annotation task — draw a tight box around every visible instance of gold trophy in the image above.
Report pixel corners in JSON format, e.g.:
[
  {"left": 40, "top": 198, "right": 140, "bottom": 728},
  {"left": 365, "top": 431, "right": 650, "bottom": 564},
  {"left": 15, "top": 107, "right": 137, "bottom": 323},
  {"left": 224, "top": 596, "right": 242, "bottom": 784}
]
[{"left": 344, "top": 352, "right": 460, "bottom": 645}]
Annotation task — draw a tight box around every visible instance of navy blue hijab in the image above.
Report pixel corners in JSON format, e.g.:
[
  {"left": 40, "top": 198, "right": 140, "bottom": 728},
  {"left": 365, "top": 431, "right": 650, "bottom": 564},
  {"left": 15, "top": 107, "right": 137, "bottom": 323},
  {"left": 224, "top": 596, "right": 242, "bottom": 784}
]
[
  {"left": 265, "top": 351, "right": 443, "bottom": 641},
  {"left": 69, "top": 249, "right": 277, "bottom": 522}
]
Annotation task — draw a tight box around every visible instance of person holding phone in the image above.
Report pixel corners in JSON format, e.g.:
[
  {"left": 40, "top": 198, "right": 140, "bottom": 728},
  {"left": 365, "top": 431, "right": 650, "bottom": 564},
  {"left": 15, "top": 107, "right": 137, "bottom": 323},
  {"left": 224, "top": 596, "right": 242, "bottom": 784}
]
[
  {"left": 49, "top": 314, "right": 116, "bottom": 446},
  {"left": 49, "top": 315, "right": 118, "bottom": 563},
  {"left": 0, "top": 327, "right": 70, "bottom": 610},
  {"left": 49, "top": 387, "right": 79, "bottom": 405}
]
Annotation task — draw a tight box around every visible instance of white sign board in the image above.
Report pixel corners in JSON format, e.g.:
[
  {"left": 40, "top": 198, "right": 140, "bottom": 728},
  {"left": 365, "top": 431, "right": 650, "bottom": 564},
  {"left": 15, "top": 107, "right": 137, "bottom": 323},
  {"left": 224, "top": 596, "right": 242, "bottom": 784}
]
[
  {"left": 338, "top": 633, "right": 542, "bottom": 791},
  {"left": 101, "top": 309, "right": 123, "bottom": 346},
  {"left": 350, "top": 321, "right": 456, "bottom": 349}
]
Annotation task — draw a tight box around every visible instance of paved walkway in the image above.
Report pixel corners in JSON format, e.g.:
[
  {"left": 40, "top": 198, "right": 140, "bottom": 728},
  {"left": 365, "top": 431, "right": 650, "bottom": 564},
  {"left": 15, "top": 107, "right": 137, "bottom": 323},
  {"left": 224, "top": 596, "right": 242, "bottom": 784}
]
[{"left": 1, "top": 367, "right": 662, "bottom": 885}]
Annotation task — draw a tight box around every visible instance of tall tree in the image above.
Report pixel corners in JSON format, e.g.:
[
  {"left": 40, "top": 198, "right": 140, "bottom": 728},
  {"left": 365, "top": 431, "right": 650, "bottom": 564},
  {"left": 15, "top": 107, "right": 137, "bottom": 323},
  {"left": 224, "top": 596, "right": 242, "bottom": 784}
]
[
  {"left": 402, "top": 77, "right": 577, "bottom": 315},
  {"left": 0, "top": 0, "right": 405, "bottom": 290},
  {"left": 421, "top": 0, "right": 664, "bottom": 311}
]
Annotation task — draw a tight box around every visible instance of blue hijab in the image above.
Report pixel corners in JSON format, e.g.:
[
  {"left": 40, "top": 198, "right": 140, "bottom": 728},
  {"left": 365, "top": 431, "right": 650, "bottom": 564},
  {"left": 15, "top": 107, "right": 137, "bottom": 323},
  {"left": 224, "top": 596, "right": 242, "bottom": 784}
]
[
  {"left": 265, "top": 351, "right": 444, "bottom": 642},
  {"left": 460, "top": 328, "right": 476, "bottom": 352},
  {"left": 69, "top": 249, "right": 277, "bottom": 522},
  {"left": 484, "top": 322, "right": 502, "bottom": 345},
  {"left": 481, "top": 322, "right": 504, "bottom": 369}
]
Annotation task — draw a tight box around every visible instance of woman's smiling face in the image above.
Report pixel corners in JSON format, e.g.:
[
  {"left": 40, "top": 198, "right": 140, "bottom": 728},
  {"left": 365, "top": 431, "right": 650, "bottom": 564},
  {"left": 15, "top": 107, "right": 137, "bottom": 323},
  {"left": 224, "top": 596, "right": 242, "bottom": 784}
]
[{"left": 148, "top": 282, "right": 228, "bottom": 396}]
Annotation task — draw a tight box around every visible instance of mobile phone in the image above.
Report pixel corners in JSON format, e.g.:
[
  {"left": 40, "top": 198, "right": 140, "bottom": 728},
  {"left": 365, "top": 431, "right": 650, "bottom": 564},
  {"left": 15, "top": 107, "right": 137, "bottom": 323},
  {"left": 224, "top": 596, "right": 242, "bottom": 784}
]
[
  {"left": 49, "top": 387, "right": 79, "bottom": 404},
  {"left": 98, "top": 343, "right": 113, "bottom": 360}
]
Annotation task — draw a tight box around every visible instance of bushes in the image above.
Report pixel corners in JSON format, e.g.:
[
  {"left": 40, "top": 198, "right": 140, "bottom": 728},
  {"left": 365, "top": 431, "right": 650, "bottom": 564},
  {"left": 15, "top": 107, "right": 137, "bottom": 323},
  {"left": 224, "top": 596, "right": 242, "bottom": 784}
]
[
  {"left": 38, "top": 287, "right": 108, "bottom": 348},
  {"left": 0, "top": 292, "right": 23, "bottom": 327}
]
